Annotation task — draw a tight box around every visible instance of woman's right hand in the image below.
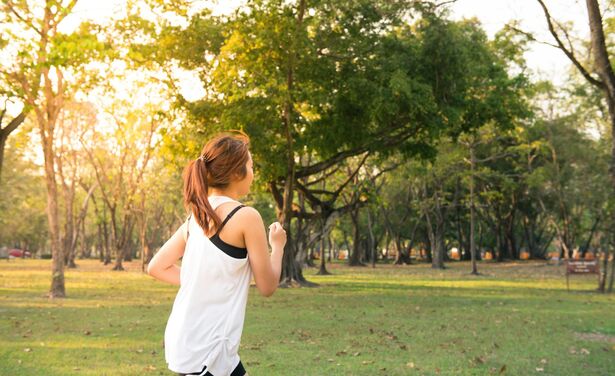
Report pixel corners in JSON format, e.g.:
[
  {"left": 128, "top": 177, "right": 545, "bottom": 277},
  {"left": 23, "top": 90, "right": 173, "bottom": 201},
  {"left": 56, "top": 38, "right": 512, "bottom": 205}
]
[{"left": 268, "top": 222, "right": 287, "bottom": 250}]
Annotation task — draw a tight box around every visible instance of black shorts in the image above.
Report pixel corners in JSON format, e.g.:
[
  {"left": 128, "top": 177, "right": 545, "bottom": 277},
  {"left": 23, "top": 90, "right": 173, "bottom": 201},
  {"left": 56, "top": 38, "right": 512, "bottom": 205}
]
[{"left": 177, "top": 360, "right": 246, "bottom": 376}]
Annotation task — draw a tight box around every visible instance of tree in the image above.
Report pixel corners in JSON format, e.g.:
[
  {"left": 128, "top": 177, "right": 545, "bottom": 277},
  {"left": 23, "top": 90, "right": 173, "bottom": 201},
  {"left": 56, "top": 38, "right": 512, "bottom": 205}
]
[
  {"left": 144, "top": 0, "right": 528, "bottom": 284},
  {"left": 1, "top": 0, "right": 108, "bottom": 297},
  {"left": 81, "top": 94, "right": 162, "bottom": 271},
  {"left": 534, "top": 0, "right": 615, "bottom": 292},
  {"left": 54, "top": 101, "right": 99, "bottom": 268}
]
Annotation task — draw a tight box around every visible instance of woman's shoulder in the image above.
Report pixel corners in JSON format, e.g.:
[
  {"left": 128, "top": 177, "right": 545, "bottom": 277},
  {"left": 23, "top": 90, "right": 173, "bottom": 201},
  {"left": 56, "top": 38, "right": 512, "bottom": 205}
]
[
  {"left": 215, "top": 201, "right": 261, "bottom": 220},
  {"left": 233, "top": 205, "right": 261, "bottom": 220}
]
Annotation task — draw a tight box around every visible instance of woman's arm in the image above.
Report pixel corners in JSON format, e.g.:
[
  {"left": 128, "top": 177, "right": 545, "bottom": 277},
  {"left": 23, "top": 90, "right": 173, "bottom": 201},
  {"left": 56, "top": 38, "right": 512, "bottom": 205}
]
[
  {"left": 147, "top": 222, "right": 187, "bottom": 285},
  {"left": 242, "top": 208, "right": 286, "bottom": 297}
]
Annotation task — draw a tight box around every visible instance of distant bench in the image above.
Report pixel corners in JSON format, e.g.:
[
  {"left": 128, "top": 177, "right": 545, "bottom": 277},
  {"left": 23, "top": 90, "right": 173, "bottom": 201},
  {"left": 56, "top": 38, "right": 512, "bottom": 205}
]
[{"left": 566, "top": 260, "right": 600, "bottom": 291}]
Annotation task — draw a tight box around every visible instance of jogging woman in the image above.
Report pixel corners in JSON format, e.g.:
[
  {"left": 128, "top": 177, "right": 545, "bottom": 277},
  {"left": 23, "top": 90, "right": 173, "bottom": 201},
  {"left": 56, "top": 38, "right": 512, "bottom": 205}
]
[{"left": 148, "top": 132, "right": 286, "bottom": 376}]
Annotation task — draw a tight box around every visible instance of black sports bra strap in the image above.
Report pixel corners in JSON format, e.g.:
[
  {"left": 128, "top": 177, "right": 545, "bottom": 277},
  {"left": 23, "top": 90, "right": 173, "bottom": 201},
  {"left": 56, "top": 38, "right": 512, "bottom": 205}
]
[
  {"left": 215, "top": 205, "right": 246, "bottom": 236},
  {"left": 186, "top": 214, "right": 192, "bottom": 240}
]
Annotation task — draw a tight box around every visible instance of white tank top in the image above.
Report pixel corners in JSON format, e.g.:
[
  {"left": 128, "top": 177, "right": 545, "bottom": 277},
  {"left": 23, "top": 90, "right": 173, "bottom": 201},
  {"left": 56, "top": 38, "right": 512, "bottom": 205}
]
[{"left": 165, "top": 196, "right": 252, "bottom": 375}]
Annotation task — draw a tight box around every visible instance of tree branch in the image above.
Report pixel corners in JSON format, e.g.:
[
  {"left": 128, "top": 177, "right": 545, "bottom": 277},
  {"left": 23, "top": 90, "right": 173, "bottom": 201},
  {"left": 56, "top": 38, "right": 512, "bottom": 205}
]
[
  {"left": 0, "top": 110, "right": 27, "bottom": 136},
  {"left": 4, "top": 1, "right": 43, "bottom": 35},
  {"left": 329, "top": 152, "right": 370, "bottom": 201},
  {"left": 506, "top": 25, "right": 559, "bottom": 49},
  {"left": 536, "top": 0, "right": 604, "bottom": 89}
]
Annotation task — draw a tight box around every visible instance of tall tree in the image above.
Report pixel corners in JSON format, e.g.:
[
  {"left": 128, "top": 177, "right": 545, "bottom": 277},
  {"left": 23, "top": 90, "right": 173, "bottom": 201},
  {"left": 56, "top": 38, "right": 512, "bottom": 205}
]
[
  {"left": 0, "top": 0, "right": 106, "bottom": 297},
  {"left": 535, "top": 0, "right": 615, "bottom": 292}
]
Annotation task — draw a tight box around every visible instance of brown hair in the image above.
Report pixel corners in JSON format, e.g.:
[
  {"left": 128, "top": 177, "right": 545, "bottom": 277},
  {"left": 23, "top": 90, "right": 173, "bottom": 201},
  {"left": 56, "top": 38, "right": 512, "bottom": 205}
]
[{"left": 183, "top": 131, "right": 250, "bottom": 235}]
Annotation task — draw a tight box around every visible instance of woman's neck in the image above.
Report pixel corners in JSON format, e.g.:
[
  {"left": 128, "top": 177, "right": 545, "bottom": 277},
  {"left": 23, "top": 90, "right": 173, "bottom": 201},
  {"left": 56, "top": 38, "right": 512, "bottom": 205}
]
[{"left": 208, "top": 188, "right": 240, "bottom": 200}]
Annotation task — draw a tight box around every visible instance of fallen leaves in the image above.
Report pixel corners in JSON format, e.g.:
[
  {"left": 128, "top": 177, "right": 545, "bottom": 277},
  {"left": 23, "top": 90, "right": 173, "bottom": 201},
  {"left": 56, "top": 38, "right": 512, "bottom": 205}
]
[
  {"left": 385, "top": 332, "right": 398, "bottom": 341},
  {"left": 569, "top": 347, "right": 591, "bottom": 355}
]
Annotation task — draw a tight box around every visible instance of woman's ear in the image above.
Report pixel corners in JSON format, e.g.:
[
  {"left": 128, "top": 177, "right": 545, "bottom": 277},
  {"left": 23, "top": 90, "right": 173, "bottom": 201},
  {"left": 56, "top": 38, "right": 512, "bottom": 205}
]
[{"left": 232, "top": 171, "right": 244, "bottom": 182}]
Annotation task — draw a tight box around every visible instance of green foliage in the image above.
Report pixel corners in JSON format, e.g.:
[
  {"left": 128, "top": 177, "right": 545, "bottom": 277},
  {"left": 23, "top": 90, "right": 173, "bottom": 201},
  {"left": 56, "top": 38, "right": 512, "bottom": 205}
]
[
  {"left": 48, "top": 23, "right": 111, "bottom": 67},
  {"left": 143, "top": 0, "right": 527, "bottom": 186}
]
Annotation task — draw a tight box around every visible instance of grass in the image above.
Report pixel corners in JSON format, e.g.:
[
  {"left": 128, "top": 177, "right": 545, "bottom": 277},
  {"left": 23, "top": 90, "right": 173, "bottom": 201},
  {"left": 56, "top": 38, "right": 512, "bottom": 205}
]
[{"left": 0, "top": 259, "right": 614, "bottom": 375}]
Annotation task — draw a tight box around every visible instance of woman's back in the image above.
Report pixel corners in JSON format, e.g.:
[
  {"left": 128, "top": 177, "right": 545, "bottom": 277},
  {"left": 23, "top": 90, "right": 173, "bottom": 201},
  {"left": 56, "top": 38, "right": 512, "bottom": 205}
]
[{"left": 165, "top": 196, "right": 251, "bottom": 375}]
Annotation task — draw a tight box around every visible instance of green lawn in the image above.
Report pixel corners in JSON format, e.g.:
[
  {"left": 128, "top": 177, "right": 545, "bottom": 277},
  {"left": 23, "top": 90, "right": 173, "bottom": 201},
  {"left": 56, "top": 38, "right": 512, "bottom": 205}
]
[{"left": 0, "top": 259, "right": 614, "bottom": 375}]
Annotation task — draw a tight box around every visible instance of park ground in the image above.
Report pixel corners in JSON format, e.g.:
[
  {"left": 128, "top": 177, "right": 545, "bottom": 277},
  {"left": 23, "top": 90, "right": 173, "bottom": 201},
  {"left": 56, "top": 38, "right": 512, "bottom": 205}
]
[{"left": 0, "top": 259, "right": 614, "bottom": 376}]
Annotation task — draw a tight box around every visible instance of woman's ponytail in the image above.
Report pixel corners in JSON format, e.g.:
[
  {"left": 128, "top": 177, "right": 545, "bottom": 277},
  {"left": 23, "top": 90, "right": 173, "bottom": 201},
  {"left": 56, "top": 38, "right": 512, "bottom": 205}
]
[{"left": 183, "top": 157, "right": 221, "bottom": 235}]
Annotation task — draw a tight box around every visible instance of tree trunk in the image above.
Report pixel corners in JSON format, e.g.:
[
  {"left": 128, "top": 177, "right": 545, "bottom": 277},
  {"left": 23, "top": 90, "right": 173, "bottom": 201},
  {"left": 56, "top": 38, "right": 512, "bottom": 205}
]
[
  {"left": 62, "top": 180, "right": 76, "bottom": 268},
  {"left": 586, "top": 0, "right": 615, "bottom": 293},
  {"left": 69, "top": 183, "right": 96, "bottom": 263},
  {"left": 277, "top": 0, "right": 313, "bottom": 287},
  {"left": 348, "top": 208, "right": 364, "bottom": 266},
  {"left": 139, "top": 211, "right": 148, "bottom": 272},
  {"left": 607, "top": 248, "right": 614, "bottom": 293},
  {"left": 432, "top": 230, "right": 445, "bottom": 269},
  {"left": 477, "top": 222, "right": 483, "bottom": 261},
  {"left": 393, "top": 235, "right": 411, "bottom": 265},
  {"left": 316, "top": 219, "right": 331, "bottom": 275},
  {"left": 102, "top": 212, "right": 111, "bottom": 265},
  {"left": 580, "top": 216, "right": 600, "bottom": 257},
  {"left": 112, "top": 247, "right": 125, "bottom": 270},
  {"left": 505, "top": 214, "right": 517, "bottom": 259},
  {"left": 367, "top": 210, "right": 376, "bottom": 268},
  {"left": 608, "top": 249, "right": 614, "bottom": 293},
  {"left": 523, "top": 216, "right": 536, "bottom": 258},
  {"left": 425, "top": 211, "right": 445, "bottom": 269},
  {"left": 495, "top": 219, "right": 504, "bottom": 262},
  {"left": 0, "top": 111, "right": 27, "bottom": 186},
  {"left": 79, "top": 216, "right": 88, "bottom": 259},
  {"left": 599, "top": 247, "right": 610, "bottom": 292},
  {"left": 41, "top": 123, "right": 64, "bottom": 298},
  {"left": 469, "top": 145, "right": 478, "bottom": 275}
]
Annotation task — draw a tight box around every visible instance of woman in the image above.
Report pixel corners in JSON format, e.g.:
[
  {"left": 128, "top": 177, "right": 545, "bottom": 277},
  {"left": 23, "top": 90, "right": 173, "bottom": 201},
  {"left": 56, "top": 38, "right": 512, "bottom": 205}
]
[{"left": 148, "top": 132, "right": 286, "bottom": 376}]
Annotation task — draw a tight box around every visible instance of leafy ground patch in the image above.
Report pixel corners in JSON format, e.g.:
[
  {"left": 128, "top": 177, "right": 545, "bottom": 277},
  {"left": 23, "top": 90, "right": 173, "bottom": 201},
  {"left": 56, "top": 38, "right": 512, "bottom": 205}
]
[{"left": 0, "top": 259, "right": 614, "bottom": 375}]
